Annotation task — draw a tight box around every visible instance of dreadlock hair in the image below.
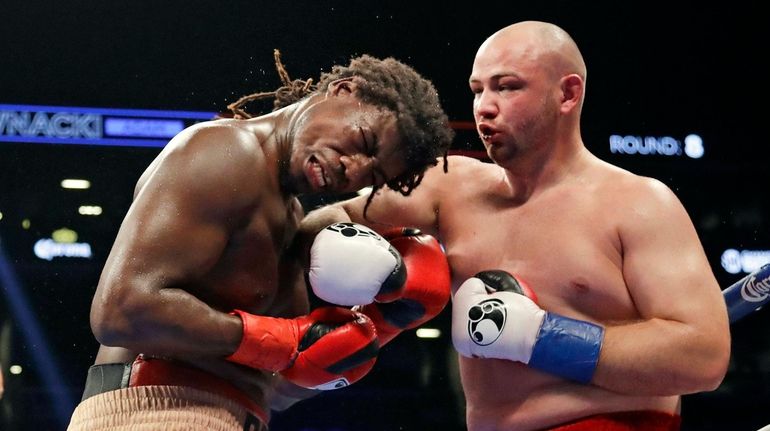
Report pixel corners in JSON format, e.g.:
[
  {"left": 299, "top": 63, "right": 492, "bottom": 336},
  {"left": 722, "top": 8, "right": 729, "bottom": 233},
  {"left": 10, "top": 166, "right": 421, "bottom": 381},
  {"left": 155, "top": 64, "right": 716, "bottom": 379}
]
[
  {"left": 228, "top": 50, "right": 454, "bottom": 216},
  {"left": 316, "top": 55, "right": 453, "bottom": 215},
  {"left": 227, "top": 49, "right": 316, "bottom": 118}
]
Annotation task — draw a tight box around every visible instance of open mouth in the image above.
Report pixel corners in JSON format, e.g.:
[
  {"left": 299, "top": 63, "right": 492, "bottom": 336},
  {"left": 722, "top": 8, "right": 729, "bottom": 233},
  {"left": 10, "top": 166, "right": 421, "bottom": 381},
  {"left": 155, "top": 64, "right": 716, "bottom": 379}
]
[{"left": 478, "top": 124, "right": 497, "bottom": 142}]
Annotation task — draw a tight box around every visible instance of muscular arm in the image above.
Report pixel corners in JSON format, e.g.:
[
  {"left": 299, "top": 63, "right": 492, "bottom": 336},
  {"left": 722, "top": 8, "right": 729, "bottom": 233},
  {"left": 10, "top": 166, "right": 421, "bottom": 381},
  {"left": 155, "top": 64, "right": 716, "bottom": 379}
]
[
  {"left": 592, "top": 178, "right": 730, "bottom": 395},
  {"left": 299, "top": 155, "right": 458, "bottom": 245},
  {"left": 90, "top": 124, "right": 265, "bottom": 358}
]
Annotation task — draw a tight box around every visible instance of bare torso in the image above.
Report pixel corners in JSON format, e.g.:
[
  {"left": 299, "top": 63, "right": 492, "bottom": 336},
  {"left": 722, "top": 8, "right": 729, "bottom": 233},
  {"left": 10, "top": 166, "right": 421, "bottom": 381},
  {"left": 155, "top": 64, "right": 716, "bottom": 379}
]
[
  {"left": 436, "top": 157, "right": 679, "bottom": 430},
  {"left": 93, "top": 119, "right": 306, "bottom": 409}
]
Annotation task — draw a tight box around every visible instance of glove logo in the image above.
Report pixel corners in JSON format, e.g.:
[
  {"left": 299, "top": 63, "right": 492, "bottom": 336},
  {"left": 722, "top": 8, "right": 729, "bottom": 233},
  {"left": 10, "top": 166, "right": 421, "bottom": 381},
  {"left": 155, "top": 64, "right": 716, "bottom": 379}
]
[
  {"left": 467, "top": 298, "right": 507, "bottom": 346},
  {"left": 326, "top": 222, "right": 381, "bottom": 240}
]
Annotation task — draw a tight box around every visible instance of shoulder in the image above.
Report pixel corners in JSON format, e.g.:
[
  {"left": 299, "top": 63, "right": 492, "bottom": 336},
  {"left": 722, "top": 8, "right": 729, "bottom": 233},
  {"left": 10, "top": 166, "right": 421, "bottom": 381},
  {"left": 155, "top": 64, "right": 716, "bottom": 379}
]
[
  {"left": 138, "top": 120, "right": 270, "bottom": 206},
  {"left": 409, "top": 155, "right": 501, "bottom": 201},
  {"left": 604, "top": 163, "right": 677, "bottom": 205},
  {"left": 159, "top": 120, "right": 269, "bottom": 178},
  {"left": 445, "top": 154, "right": 495, "bottom": 172},
  {"left": 167, "top": 120, "right": 262, "bottom": 158},
  {"left": 590, "top": 159, "right": 686, "bottom": 223},
  {"left": 426, "top": 155, "right": 500, "bottom": 183}
]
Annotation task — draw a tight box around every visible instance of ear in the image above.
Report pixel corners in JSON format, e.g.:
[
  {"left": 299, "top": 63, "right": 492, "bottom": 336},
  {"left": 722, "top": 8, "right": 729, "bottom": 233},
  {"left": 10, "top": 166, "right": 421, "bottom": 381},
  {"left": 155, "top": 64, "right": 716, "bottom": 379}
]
[
  {"left": 327, "top": 77, "right": 359, "bottom": 97},
  {"left": 559, "top": 74, "right": 584, "bottom": 114}
]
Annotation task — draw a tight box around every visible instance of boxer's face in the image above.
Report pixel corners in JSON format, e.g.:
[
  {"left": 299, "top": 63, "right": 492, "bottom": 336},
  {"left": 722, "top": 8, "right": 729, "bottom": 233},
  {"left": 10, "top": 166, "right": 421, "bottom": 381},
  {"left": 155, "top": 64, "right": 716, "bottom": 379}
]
[
  {"left": 289, "top": 80, "right": 405, "bottom": 194},
  {"left": 470, "top": 32, "right": 559, "bottom": 165}
]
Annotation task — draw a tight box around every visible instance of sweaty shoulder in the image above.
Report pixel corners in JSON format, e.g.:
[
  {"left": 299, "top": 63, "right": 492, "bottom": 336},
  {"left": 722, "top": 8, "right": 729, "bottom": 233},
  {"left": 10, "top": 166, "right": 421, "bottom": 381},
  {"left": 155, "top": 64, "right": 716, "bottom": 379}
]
[
  {"left": 167, "top": 120, "right": 263, "bottom": 159},
  {"left": 136, "top": 120, "right": 270, "bottom": 209}
]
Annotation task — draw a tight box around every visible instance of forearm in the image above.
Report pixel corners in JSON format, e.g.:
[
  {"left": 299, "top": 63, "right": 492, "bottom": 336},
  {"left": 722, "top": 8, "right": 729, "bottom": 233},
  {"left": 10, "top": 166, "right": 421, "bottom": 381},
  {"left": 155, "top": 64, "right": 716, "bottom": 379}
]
[
  {"left": 300, "top": 204, "right": 352, "bottom": 236},
  {"left": 592, "top": 318, "right": 729, "bottom": 395},
  {"left": 452, "top": 271, "right": 730, "bottom": 395},
  {"left": 92, "top": 285, "right": 242, "bottom": 358}
]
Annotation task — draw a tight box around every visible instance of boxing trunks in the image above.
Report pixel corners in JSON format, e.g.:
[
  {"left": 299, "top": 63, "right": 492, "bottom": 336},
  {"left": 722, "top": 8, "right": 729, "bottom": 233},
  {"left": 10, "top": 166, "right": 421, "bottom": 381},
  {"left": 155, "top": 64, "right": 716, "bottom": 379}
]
[
  {"left": 547, "top": 410, "right": 681, "bottom": 431},
  {"left": 67, "top": 355, "right": 268, "bottom": 431}
]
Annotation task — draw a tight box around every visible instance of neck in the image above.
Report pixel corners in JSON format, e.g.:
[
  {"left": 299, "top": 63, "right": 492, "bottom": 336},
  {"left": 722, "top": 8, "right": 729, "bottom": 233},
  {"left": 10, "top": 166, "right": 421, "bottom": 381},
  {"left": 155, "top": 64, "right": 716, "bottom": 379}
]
[{"left": 499, "top": 135, "right": 588, "bottom": 201}]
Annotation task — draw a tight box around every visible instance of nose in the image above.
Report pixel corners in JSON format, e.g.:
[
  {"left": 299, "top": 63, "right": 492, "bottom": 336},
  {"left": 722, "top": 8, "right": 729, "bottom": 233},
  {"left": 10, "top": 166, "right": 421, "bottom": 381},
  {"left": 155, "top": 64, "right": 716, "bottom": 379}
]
[
  {"left": 339, "top": 153, "right": 375, "bottom": 189},
  {"left": 474, "top": 89, "right": 498, "bottom": 119}
]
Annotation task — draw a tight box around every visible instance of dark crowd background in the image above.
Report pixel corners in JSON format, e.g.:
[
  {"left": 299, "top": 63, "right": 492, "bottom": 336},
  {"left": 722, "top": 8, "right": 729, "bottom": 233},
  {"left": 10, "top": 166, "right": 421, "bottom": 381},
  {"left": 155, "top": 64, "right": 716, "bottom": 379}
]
[{"left": 0, "top": 1, "right": 767, "bottom": 430}]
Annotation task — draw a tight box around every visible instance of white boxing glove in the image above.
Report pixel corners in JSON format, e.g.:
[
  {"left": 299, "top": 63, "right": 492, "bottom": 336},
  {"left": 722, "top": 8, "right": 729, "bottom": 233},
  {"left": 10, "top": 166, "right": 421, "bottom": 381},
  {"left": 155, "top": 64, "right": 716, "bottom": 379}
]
[
  {"left": 309, "top": 223, "right": 405, "bottom": 306},
  {"left": 452, "top": 270, "right": 604, "bottom": 384},
  {"left": 452, "top": 270, "right": 544, "bottom": 363}
]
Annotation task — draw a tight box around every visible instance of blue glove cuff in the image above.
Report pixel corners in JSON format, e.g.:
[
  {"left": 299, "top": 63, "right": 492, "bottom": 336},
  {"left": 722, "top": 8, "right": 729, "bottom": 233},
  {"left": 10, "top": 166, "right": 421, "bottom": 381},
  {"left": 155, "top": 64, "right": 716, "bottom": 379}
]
[{"left": 528, "top": 312, "right": 604, "bottom": 384}]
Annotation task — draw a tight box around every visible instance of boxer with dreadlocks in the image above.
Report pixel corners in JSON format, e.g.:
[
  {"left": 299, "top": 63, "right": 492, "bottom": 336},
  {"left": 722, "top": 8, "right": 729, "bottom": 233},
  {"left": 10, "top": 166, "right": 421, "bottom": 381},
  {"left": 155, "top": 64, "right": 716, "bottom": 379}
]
[
  {"left": 67, "top": 50, "right": 453, "bottom": 431},
  {"left": 229, "top": 49, "right": 450, "bottom": 215}
]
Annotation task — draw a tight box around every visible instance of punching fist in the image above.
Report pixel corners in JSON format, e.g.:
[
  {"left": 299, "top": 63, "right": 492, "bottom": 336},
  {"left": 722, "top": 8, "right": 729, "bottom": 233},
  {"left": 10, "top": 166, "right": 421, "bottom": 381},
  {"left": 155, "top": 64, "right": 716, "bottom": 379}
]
[
  {"left": 226, "top": 307, "right": 379, "bottom": 390},
  {"left": 452, "top": 270, "right": 604, "bottom": 384},
  {"left": 355, "top": 227, "right": 451, "bottom": 345},
  {"left": 309, "top": 222, "right": 406, "bottom": 306}
]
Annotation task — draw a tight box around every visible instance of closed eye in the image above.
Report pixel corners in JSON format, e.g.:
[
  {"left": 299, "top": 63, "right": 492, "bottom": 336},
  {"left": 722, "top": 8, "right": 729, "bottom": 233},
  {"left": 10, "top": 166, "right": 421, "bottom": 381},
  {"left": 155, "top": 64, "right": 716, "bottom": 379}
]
[
  {"left": 359, "top": 127, "right": 374, "bottom": 156},
  {"left": 359, "top": 127, "right": 385, "bottom": 187}
]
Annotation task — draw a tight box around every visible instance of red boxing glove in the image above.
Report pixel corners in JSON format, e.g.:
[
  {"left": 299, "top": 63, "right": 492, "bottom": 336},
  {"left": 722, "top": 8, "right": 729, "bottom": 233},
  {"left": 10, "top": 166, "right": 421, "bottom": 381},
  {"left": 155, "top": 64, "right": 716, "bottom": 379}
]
[
  {"left": 356, "top": 227, "right": 451, "bottom": 345},
  {"left": 226, "top": 307, "right": 379, "bottom": 390}
]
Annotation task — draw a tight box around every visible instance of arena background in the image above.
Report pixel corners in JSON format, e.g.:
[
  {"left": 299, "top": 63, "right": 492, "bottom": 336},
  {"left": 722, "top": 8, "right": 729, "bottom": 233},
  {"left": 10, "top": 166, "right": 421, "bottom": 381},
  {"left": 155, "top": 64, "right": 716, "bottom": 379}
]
[{"left": 0, "top": 1, "right": 767, "bottom": 429}]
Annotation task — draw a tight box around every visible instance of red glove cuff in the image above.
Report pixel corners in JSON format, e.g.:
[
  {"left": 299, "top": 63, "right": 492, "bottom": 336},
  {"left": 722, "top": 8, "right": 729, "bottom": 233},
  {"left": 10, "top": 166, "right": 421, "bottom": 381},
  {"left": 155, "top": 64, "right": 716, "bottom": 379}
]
[
  {"left": 361, "top": 228, "right": 451, "bottom": 345},
  {"left": 225, "top": 310, "right": 299, "bottom": 372}
]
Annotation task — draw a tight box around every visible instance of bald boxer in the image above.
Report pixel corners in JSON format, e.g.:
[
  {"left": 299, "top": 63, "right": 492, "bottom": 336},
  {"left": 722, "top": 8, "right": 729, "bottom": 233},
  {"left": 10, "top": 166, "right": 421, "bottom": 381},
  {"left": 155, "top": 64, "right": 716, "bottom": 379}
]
[
  {"left": 66, "top": 54, "right": 453, "bottom": 431},
  {"left": 300, "top": 21, "right": 730, "bottom": 430}
]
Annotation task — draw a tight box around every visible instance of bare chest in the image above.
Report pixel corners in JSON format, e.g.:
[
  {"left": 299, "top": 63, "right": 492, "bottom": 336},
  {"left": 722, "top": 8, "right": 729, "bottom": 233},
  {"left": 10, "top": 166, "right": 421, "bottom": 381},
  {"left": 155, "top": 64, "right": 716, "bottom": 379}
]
[
  {"left": 440, "top": 192, "right": 636, "bottom": 321},
  {"left": 199, "top": 196, "right": 303, "bottom": 314}
]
